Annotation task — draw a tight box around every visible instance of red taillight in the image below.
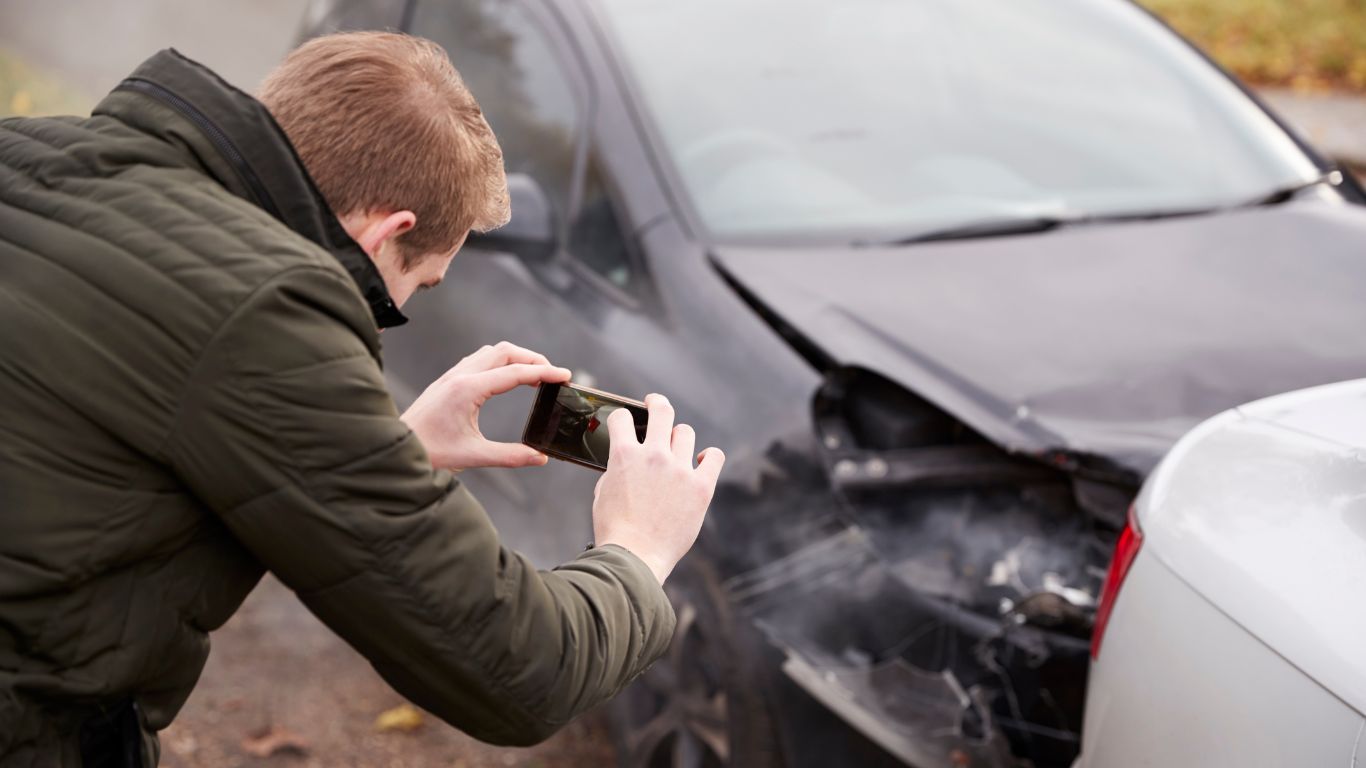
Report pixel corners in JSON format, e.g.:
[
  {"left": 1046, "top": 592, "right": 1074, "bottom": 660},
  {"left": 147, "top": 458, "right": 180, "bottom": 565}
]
[{"left": 1091, "top": 505, "right": 1143, "bottom": 661}]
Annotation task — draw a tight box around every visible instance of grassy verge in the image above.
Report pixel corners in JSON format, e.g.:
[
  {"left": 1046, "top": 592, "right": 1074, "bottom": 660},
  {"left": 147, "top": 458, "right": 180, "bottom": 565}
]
[
  {"left": 0, "top": 50, "right": 91, "bottom": 118},
  {"left": 1140, "top": 0, "right": 1366, "bottom": 92}
]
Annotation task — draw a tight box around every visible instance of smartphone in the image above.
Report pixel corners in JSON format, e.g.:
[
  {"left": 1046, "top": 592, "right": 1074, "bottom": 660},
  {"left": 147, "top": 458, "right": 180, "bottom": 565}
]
[{"left": 521, "top": 381, "right": 649, "bottom": 471}]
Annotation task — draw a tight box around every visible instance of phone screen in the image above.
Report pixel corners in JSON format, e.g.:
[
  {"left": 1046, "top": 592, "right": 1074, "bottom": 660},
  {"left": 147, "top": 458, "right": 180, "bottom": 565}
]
[{"left": 521, "top": 382, "right": 648, "bottom": 471}]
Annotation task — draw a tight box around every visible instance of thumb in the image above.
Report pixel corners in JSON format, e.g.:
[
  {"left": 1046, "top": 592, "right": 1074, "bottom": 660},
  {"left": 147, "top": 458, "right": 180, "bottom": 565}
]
[
  {"left": 694, "top": 447, "right": 726, "bottom": 488},
  {"left": 470, "top": 440, "right": 551, "bottom": 469},
  {"left": 605, "top": 406, "right": 638, "bottom": 453}
]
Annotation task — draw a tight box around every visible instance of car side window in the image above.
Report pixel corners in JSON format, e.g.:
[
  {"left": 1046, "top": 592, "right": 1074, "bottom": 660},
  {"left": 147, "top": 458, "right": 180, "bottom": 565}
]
[
  {"left": 568, "top": 159, "right": 636, "bottom": 292},
  {"left": 303, "top": 0, "right": 408, "bottom": 33},
  {"left": 411, "top": 0, "right": 580, "bottom": 224}
]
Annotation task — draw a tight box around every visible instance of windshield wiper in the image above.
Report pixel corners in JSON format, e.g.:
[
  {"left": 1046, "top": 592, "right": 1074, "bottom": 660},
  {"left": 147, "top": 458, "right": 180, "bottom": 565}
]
[
  {"left": 877, "top": 213, "right": 1082, "bottom": 246},
  {"left": 868, "top": 169, "right": 1347, "bottom": 248},
  {"left": 1237, "top": 169, "right": 1343, "bottom": 207}
]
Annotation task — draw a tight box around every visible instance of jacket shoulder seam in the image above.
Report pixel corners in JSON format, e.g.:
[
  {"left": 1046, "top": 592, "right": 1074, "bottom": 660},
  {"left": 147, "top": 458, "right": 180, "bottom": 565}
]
[{"left": 150, "top": 264, "right": 351, "bottom": 463}]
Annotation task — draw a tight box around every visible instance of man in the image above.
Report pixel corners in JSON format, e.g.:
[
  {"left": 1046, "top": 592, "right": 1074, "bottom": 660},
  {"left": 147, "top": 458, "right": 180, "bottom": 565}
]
[{"left": 0, "top": 31, "right": 723, "bottom": 766}]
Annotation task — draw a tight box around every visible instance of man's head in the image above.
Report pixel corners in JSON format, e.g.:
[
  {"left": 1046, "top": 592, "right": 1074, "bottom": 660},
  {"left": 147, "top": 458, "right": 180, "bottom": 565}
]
[{"left": 258, "top": 31, "right": 509, "bottom": 308}]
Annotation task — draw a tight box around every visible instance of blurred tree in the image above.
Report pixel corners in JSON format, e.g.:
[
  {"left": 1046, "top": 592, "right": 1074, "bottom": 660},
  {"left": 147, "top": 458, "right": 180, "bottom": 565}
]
[
  {"left": 0, "top": 51, "right": 92, "bottom": 118},
  {"left": 1141, "top": 0, "right": 1366, "bottom": 92}
]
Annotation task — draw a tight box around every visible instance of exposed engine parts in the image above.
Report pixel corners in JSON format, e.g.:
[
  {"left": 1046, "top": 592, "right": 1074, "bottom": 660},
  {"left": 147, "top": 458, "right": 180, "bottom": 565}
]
[{"left": 703, "top": 367, "right": 1138, "bottom": 767}]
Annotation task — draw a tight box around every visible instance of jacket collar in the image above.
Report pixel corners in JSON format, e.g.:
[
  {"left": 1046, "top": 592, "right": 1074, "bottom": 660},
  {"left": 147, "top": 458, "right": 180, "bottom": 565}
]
[{"left": 95, "top": 49, "right": 408, "bottom": 329}]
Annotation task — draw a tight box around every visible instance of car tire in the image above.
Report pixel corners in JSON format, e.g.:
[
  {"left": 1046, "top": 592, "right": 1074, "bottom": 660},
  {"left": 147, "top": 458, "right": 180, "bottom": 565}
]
[{"left": 607, "top": 557, "right": 785, "bottom": 768}]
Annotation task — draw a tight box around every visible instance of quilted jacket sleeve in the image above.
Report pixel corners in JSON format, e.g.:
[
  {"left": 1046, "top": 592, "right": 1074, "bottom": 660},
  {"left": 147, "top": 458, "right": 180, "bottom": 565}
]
[{"left": 163, "top": 265, "right": 675, "bottom": 745}]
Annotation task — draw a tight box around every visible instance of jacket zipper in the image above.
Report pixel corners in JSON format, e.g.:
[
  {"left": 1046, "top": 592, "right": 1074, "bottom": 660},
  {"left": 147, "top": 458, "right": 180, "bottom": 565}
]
[{"left": 115, "top": 77, "right": 283, "bottom": 221}]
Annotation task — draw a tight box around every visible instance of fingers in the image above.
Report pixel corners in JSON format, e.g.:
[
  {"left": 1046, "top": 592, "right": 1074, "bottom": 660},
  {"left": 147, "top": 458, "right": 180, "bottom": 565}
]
[
  {"left": 469, "top": 440, "right": 550, "bottom": 469},
  {"left": 606, "top": 407, "right": 638, "bottom": 457},
  {"left": 470, "top": 363, "right": 572, "bottom": 399},
  {"left": 695, "top": 446, "right": 726, "bottom": 487},
  {"left": 644, "top": 393, "right": 675, "bottom": 449},
  {"left": 455, "top": 341, "right": 553, "bottom": 375},
  {"left": 671, "top": 423, "right": 696, "bottom": 464}
]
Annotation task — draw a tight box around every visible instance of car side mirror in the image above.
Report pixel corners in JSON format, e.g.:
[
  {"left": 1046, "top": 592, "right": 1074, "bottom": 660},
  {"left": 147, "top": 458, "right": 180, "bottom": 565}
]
[{"left": 467, "top": 172, "right": 556, "bottom": 259}]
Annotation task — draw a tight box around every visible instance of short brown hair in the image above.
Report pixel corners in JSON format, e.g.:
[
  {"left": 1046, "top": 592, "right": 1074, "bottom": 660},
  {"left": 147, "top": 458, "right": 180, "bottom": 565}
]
[{"left": 258, "top": 31, "right": 509, "bottom": 266}]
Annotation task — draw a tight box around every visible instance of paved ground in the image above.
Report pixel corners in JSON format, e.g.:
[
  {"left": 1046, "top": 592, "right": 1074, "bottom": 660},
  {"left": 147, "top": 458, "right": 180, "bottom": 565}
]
[
  {"left": 1260, "top": 88, "right": 1366, "bottom": 175},
  {"left": 158, "top": 575, "right": 616, "bottom": 768}
]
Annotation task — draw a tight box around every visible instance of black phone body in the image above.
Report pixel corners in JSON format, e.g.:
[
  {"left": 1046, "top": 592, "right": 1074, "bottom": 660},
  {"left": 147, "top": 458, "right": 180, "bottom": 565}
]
[{"left": 521, "top": 382, "right": 648, "bottom": 471}]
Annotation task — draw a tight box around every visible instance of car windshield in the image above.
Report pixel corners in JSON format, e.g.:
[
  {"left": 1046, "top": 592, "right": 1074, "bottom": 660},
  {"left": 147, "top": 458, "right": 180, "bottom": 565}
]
[{"left": 596, "top": 0, "right": 1322, "bottom": 243}]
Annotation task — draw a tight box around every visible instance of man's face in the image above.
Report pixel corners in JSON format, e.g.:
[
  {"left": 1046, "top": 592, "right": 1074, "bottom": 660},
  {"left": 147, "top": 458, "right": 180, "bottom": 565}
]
[
  {"left": 339, "top": 209, "right": 468, "bottom": 311},
  {"left": 380, "top": 232, "right": 467, "bottom": 309}
]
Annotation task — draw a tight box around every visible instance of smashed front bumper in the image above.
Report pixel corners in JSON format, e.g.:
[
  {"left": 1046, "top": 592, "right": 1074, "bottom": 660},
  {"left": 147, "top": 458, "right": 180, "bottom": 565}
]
[{"left": 727, "top": 522, "right": 1096, "bottom": 768}]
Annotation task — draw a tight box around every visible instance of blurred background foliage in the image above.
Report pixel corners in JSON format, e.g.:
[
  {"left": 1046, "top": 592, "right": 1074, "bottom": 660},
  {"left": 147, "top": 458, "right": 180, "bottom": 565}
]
[
  {"left": 0, "top": 50, "right": 90, "bottom": 118},
  {"left": 1141, "top": 0, "right": 1366, "bottom": 92}
]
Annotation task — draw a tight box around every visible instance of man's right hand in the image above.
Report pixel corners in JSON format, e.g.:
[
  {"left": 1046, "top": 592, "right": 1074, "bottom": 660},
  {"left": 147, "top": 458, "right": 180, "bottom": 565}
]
[
  {"left": 401, "top": 342, "right": 571, "bottom": 471},
  {"left": 591, "top": 394, "right": 725, "bottom": 585}
]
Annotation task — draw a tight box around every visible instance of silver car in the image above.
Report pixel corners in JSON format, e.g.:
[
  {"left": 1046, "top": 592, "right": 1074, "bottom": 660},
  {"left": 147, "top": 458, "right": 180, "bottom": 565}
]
[{"left": 1079, "top": 379, "right": 1366, "bottom": 766}]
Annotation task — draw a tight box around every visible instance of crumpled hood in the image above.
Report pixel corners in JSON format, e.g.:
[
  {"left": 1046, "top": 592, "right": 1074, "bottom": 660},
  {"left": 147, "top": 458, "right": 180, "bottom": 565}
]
[{"left": 713, "top": 200, "right": 1366, "bottom": 475}]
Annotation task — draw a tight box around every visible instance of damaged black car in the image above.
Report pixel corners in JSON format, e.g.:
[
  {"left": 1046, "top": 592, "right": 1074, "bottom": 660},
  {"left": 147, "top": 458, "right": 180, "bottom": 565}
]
[{"left": 303, "top": 0, "right": 1366, "bottom": 765}]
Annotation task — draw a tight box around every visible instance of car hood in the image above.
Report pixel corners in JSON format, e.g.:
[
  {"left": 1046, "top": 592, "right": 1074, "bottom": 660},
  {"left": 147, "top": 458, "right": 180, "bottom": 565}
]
[{"left": 712, "top": 200, "right": 1366, "bottom": 475}]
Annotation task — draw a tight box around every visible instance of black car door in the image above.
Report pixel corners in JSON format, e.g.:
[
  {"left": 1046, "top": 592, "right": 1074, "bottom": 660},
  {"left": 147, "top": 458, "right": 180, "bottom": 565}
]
[{"left": 389, "top": 0, "right": 663, "bottom": 566}]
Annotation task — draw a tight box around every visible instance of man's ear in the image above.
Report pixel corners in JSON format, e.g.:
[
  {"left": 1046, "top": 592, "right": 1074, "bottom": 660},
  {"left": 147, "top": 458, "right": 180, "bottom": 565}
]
[{"left": 352, "top": 211, "right": 417, "bottom": 259}]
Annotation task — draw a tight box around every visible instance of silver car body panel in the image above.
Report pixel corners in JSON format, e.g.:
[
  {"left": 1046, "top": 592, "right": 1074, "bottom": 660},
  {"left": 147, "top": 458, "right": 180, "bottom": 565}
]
[
  {"left": 1081, "top": 378, "right": 1366, "bottom": 764},
  {"left": 1141, "top": 378, "right": 1366, "bottom": 713},
  {"left": 1080, "top": 550, "right": 1363, "bottom": 766}
]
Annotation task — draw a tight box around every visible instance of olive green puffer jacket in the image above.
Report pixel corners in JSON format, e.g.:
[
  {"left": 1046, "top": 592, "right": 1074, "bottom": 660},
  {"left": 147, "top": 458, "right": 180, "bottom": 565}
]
[{"left": 0, "top": 50, "right": 674, "bottom": 766}]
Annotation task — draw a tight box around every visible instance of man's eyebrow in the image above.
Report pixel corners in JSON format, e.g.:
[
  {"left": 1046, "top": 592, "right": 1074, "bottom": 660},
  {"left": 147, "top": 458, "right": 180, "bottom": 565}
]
[{"left": 420, "top": 276, "right": 444, "bottom": 290}]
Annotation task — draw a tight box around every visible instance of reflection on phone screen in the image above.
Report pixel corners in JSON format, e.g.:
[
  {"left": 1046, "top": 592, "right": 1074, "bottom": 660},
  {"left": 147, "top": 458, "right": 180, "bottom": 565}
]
[{"left": 525, "top": 384, "right": 647, "bottom": 469}]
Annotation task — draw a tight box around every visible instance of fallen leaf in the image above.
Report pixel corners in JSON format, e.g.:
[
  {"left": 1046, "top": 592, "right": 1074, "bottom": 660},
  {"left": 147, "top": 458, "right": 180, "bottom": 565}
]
[
  {"left": 240, "top": 725, "right": 310, "bottom": 758},
  {"left": 161, "top": 725, "right": 198, "bottom": 757},
  {"left": 374, "top": 703, "right": 424, "bottom": 733}
]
